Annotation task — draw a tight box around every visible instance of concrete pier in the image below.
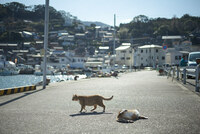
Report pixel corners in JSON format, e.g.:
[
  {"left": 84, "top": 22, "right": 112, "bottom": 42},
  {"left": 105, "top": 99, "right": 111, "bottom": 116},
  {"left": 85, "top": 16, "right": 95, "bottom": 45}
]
[{"left": 0, "top": 70, "right": 200, "bottom": 134}]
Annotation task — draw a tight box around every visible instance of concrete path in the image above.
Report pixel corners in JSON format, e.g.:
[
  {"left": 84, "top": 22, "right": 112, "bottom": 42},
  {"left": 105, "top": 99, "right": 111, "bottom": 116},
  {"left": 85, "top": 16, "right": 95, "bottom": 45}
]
[{"left": 0, "top": 70, "right": 200, "bottom": 134}]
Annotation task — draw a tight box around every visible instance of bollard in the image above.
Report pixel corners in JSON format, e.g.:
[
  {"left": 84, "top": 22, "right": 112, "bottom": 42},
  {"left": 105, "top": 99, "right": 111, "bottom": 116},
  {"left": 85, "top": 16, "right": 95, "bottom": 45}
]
[
  {"left": 195, "top": 65, "right": 200, "bottom": 92},
  {"left": 183, "top": 68, "right": 186, "bottom": 84},
  {"left": 167, "top": 67, "right": 172, "bottom": 79},
  {"left": 172, "top": 67, "right": 175, "bottom": 81},
  {"left": 177, "top": 66, "right": 179, "bottom": 80}
]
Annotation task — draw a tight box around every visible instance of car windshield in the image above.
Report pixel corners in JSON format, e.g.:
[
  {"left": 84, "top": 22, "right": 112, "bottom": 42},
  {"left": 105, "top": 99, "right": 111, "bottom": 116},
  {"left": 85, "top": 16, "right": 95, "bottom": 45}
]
[{"left": 189, "top": 53, "right": 200, "bottom": 62}]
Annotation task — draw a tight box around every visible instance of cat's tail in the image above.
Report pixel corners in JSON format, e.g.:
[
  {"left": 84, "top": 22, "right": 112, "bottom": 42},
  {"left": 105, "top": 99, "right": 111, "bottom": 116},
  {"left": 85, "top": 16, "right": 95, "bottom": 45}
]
[
  {"left": 103, "top": 96, "right": 113, "bottom": 100},
  {"left": 139, "top": 115, "right": 148, "bottom": 119}
]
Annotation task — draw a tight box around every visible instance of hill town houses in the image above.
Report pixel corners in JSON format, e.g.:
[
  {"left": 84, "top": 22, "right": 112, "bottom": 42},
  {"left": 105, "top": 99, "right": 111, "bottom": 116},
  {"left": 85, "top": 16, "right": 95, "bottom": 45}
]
[{"left": 1, "top": 23, "right": 200, "bottom": 72}]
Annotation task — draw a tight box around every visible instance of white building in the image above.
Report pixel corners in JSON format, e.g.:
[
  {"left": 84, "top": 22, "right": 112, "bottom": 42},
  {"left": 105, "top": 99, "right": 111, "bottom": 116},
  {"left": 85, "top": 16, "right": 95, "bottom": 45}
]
[
  {"left": 70, "top": 56, "right": 86, "bottom": 69},
  {"left": 84, "top": 57, "right": 104, "bottom": 69},
  {"left": 47, "top": 50, "right": 87, "bottom": 69},
  {"left": 165, "top": 48, "right": 182, "bottom": 65},
  {"left": 136, "top": 45, "right": 165, "bottom": 68},
  {"left": 115, "top": 43, "right": 134, "bottom": 67},
  {"left": 98, "top": 46, "right": 109, "bottom": 55}
]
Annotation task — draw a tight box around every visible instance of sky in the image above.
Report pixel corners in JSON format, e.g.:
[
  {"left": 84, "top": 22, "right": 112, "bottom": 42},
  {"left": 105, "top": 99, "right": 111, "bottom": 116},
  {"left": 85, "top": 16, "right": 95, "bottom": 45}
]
[{"left": 1, "top": 0, "right": 200, "bottom": 26}]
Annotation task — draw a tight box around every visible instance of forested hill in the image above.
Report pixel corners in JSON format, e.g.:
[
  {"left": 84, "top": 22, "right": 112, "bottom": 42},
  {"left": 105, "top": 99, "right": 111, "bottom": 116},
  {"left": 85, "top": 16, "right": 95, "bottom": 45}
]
[
  {"left": 0, "top": 2, "right": 65, "bottom": 32},
  {"left": 1, "top": 2, "right": 200, "bottom": 44},
  {"left": 118, "top": 15, "right": 200, "bottom": 41}
]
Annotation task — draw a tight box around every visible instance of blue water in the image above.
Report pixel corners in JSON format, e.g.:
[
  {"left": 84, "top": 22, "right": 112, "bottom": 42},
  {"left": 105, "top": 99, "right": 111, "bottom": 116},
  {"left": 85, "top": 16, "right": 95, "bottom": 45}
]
[{"left": 0, "top": 74, "right": 86, "bottom": 89}]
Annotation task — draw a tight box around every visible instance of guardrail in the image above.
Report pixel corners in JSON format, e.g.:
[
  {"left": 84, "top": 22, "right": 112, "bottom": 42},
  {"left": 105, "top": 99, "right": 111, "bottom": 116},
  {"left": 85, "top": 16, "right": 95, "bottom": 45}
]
[{"left": 163, "top": 65, "right": 200, "bottom": 92}]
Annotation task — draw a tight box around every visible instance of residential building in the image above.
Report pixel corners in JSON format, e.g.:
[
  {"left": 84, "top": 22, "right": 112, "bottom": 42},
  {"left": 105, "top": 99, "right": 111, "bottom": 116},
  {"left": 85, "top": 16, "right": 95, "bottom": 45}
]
[
  {"left": 70, "top": 56, "right": 86, "bottom": 69},
  {"left": 136, "top": 44, "right": 165, "bottom": 68},
  {"left": 115, "top": 43, "right": 134, "bottom": 68},
  {"left": 27, "top": 54, "right": 42, "bottom": 66},
  {"left": 162, "top": 35, "right": 183, "bottom": 47},
  {"left": 98, "top": 46, "right": 109, "bottom": 55},
  {"left": 59, "top": 35, "right": 75, "bottom": 46},
  {"left": 165, "top": 48, "right": 189, "bottom": 66},
  {"left": 48, "top": 54, "right": 70, "bottom": 69},
  {"left": 85, "top": 57, "right": 104, "bottom": 70}
]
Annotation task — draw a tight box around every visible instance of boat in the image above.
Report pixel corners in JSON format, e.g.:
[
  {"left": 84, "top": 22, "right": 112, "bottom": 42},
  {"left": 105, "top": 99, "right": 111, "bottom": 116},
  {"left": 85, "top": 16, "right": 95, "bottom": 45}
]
[
  {"left": 18, "top": 64, "right": 34, "bottom": 74},
  {"left": 0, "top": 61, "right": 20, "bottom": 76},
  {"left": 34, "top": 65, "right": 56, "bottom": 76}
]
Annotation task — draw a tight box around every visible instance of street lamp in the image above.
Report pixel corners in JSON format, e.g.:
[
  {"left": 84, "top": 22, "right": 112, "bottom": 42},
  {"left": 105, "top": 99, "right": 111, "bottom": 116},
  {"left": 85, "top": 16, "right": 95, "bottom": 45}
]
[{"left": 43, "top": 0, "right": 49, "bottom": 89}]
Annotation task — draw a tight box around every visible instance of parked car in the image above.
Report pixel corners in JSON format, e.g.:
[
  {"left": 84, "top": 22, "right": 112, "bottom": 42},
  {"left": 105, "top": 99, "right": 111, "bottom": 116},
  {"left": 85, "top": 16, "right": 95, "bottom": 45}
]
[
  {"left": 186, "top": 52, "right": 200, "bottom": 78},
  {"left": 188, "top": 52, "right": 200, "bottom": 66},
  {"left": 122, "top": 65, "right": 127, "bottom": 69}
]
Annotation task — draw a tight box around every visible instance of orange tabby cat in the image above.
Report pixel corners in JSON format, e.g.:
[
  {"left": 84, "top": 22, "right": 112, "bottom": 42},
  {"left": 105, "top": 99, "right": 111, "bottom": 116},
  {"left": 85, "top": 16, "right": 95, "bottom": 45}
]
[{"left": 72, "top": 94, "right": 113, "bottom": 112}]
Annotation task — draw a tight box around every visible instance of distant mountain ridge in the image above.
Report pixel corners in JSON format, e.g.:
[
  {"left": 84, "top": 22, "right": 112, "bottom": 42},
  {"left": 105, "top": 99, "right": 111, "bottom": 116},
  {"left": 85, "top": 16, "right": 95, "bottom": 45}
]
[{"left": 82, "top": 21, "right": 110, "bottom": 27}]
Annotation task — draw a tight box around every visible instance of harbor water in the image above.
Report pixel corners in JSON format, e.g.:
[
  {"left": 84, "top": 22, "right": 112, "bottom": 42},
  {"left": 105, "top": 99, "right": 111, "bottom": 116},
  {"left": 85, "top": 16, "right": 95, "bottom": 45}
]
[{"left": 0, "top": 74, "right": 87, "bottom": 89}]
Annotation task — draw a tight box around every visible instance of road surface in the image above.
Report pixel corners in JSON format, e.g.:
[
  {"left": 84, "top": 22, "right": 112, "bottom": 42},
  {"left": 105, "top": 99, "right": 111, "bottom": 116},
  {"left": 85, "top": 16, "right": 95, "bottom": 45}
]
[{"left": 0, "top": 70, "right": 200, "bottom": 134}]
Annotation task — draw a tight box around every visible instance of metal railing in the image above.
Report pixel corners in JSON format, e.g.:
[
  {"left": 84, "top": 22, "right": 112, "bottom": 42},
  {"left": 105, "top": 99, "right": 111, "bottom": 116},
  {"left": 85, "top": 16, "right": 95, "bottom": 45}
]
[{"left": 163, "top": 65, "right": 200, "bottom": 92}]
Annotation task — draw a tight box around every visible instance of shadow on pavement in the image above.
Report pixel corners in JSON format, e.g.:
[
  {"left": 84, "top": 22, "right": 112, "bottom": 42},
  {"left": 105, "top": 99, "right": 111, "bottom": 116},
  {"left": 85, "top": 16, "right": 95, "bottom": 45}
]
[
  {"left": 0, "top": 88, "right": 44, "bottom": 107},
  {"left": 70, "top": 111, "right": 113, "bottom": 117}
]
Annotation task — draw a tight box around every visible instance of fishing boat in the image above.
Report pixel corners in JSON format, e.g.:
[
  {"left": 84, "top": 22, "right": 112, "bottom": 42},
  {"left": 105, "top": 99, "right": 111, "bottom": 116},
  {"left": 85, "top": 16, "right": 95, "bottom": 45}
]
[
  {"left": 18, "top": 64, "right": 35, "bottom": 74},
  {"left": 0, "top": 61, "right": 20, "bottom": 76},
  {"left": 34, "top": 64, "right": 56, "bottom": 75}
]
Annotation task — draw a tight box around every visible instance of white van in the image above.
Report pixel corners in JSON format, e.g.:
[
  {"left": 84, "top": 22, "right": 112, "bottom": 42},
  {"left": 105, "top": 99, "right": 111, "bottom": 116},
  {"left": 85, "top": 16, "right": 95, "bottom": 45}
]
[{"left": 188, "top": 52, "right": 200, "bottom": 66}]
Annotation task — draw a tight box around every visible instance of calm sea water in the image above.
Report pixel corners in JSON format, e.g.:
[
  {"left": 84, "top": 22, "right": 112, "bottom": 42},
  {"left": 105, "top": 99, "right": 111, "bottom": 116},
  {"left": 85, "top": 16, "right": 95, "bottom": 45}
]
[{"left": 0, "top": 74, "right": 87, "bottom": 89}]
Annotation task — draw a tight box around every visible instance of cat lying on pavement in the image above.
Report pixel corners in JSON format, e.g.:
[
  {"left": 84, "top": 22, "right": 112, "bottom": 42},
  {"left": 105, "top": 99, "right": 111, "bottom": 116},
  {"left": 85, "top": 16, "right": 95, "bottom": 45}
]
[{"left": 116, "top": 109, "right": 148, "bottom": 123}]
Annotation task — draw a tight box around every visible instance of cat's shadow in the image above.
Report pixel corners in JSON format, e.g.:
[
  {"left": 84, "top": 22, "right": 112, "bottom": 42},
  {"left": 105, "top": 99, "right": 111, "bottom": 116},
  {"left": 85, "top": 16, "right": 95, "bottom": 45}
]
[{"left": 70, "top": 111, "right": 113, "bottom": 117}]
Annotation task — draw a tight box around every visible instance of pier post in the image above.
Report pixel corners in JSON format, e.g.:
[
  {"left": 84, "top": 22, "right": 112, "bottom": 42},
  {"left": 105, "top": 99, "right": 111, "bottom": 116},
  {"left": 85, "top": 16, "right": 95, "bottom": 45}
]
[
  {"left": 177, "top": 66, "right": 179, "bottom": 80},
  {"left": 183, "top": 68, "right": 186, "bottom": 84},
  {"left": 195, "top": 65, "right": 200, "bottom": 92}
]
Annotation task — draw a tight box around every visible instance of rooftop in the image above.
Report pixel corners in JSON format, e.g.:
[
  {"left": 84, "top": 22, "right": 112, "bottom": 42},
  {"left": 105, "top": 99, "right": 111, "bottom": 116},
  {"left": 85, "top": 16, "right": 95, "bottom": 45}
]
[
  {"left": 139, "top": 44, "right": 162, "bottom": 49},
  {"left": 0, "top": 43, "right": 18, "bottom": 47},
  {"left": 162, "top": 36, "right": 182, "bottom": 40},
  {"left": 99, "top": 46, "right": 109, "bottom": 50},
  {"left": 115, "top": 45, "right": 130, "bottom": 51},
  {"left": 122, "top": 43, "right": 131, "bottom": 46}
]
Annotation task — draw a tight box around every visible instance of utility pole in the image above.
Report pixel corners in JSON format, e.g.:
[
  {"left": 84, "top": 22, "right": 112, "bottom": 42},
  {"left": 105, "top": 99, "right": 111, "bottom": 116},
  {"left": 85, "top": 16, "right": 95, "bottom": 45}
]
[
  {"left": 113, "top": 14, "right": 116, "bottom": 55},
  {"left": 43, "top": 0, "right": 49, "bottom": 89}
]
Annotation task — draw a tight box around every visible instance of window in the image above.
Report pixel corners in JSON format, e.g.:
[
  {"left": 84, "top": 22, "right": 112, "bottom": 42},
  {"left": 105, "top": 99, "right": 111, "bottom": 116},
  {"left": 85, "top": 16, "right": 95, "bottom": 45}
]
[
  {"left": 141, "top": 57, "right": 143, "bottom": 60},
  {"left": 156, "top": 49, "right": 158, "bottom": 53},
  {"left": 61, "top": 59, "right": 65, "bottom": 61},
  {"left": 175, "top": 56, "right": 178, "bottom": 60},
  {"left": 126, "top": 57, "right": 130, "bottom": 60},
  {"left": 141, "top": 49, "right": 143, "bottom": 53},
  {"left": 146, "top": 49, "right": 148, "bottom": 53},
  {"left": 162, "top": 56, "right": 165, "bottom": 60},
  {"left": 122, "top": 51, "right": 126, "bottom": 53},
  {"left": 121, "top": 57, "right": 125, "bottom": 60},
  {"left": 129, "top": 50, "right": 132, "bottom": 53}
]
